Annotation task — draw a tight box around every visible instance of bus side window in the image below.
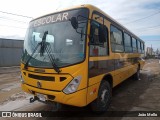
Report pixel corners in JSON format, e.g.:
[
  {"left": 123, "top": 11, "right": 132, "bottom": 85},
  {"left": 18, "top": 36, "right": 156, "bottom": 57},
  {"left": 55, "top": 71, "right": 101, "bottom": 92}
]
[
  {"left": 132, "top": 37, "right": 137, "bottom": 53},
  {"left": 110, "top": 25, "right": 124, "bottom": 52},
  {"left": 137, "top": 40, "right": 141, "bottom": 53},
  {"left": 90, "top": 21, "right": 108, "bottom": 56},
  {"left": 124, "top": 32, "right": 132, "bottom": 53}
]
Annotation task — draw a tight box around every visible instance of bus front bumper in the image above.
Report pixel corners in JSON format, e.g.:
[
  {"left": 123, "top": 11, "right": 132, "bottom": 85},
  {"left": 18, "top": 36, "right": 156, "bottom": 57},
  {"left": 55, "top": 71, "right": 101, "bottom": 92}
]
[{"left": 21, "top": 84, "right": 87, "bottom": 107}]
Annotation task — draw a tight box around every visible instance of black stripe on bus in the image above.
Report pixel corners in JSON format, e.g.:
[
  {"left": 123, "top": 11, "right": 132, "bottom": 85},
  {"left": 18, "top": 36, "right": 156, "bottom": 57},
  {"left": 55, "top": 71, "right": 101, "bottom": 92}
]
[{"left": 89, "top": 57, "right": 139, "bottom": 78}]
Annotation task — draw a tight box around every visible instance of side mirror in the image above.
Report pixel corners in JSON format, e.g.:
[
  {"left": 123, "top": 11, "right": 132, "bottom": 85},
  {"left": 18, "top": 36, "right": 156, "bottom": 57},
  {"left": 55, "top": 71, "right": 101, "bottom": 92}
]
[{"left": 70, "top": 17, "right": 78, "bottom": 29}]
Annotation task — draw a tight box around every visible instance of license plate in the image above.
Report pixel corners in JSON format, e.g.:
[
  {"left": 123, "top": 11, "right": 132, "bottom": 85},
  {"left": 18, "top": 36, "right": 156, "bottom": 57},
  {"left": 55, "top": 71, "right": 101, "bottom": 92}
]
[{"left": 36, "top": 93, "right": 46, "bottom": 102}]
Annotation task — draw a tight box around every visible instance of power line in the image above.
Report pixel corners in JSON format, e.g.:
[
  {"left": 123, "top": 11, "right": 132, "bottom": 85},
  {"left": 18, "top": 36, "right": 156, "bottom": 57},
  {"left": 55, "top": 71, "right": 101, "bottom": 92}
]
[
  {"left": 0, "top": 10, "right": 33, "bottom": 19},
  {"left": 125, "top": 10, "right": 160, "bottom": 25},
  {"left": 0, "top": 24, "right": 27, "bottom": 29},
  {"left": 137, "top": 27, "right": 160, "bottom": 32},
  {"left": 135, "top": 24, "right": 160, "bottom": 30},
  {"left": 0, "top": 16, "right": 29, "bottom": 24}
]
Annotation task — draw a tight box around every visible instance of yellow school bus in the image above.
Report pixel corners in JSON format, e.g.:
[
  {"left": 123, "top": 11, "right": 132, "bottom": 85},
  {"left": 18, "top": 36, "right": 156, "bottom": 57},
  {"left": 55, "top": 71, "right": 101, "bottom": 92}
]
[{"left": 21, "top": 4, "right": 145, "bottom": 112}]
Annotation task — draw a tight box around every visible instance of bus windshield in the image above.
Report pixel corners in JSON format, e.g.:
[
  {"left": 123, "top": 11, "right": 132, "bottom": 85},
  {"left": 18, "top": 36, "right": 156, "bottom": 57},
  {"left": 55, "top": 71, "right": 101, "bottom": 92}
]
[{"left": 22, "top": 9, "right": 88, "bottom": 68}]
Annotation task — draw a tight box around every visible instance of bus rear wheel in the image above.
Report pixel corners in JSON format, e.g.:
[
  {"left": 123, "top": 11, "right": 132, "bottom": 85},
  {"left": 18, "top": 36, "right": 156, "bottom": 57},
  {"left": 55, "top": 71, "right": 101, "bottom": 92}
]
[
  {"left": 134, "top": 66, "right": 140, "bottom": 80},
  {"left": 90, "top": 80, "right": 112, "bottom": 113}
]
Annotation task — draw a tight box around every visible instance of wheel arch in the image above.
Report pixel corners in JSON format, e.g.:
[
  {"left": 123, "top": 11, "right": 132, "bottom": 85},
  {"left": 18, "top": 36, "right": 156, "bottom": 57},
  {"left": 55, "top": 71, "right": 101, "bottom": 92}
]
[{"left": 101, "top": 73, "right": 113, "bottom": 88}]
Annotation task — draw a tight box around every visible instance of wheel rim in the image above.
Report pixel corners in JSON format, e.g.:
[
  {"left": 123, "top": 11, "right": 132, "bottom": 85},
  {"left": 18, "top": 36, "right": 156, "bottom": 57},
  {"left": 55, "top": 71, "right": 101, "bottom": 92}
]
[
  {"left": 100, "top": 89, "right": 109, "bottom": 107},
  {"left": 101, "top": 89, "right": 107, "bottom": 101}
]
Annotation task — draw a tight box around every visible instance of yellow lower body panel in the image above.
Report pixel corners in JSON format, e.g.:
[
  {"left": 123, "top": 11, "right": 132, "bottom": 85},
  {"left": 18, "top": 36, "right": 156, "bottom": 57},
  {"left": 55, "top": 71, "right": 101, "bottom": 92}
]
[
  {"left": 87, "top": 82, "right": 101, "bottom": 105},
  {"left": 21, "top": 84, "right": 87, "bottom": 107}
]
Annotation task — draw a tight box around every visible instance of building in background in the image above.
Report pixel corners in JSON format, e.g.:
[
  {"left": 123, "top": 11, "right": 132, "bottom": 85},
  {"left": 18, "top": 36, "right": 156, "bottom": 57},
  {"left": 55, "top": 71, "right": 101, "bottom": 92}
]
[
  {"left": 146, "top": 47, "right": 153, "bottom": 56},
  {"left": 0, "top": 38, "right": 23, "bottom": 67},
  {"left": 146, "top": 47, "right": 160, "bottom": 59},
  {"left": 155, "top": 48, "right": 160, "bottom": 59}
]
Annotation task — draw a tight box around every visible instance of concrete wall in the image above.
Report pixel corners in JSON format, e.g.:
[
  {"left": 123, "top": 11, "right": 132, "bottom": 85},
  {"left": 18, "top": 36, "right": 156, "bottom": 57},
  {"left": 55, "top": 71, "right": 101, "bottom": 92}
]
[{"left": 0, "top": 38, "right": 23, "bottom": 67}]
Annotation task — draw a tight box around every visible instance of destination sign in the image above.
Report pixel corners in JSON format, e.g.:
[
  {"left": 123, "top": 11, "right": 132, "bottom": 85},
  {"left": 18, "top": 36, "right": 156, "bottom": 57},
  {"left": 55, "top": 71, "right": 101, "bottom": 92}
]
[
  {"left": 30, "top": 9, "right": 89, "bottom": 28},
  {"left": 34, "top": 12, "right": 68, "bottom": 27}
]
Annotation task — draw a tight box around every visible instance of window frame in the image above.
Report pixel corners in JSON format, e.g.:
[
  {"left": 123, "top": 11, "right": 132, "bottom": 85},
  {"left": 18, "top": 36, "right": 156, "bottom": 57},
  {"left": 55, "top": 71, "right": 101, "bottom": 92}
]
[
  {"left": 91, "top": 10, "right": 145, "bottom": 55},
  {"left": 89, "top": 19, "right": 109, "bottom": 56},
  {"left": 110, "top": 24, "right": 124, "bottom": 53},
  {"left": 141, "top": 42, "right": 145, "bottom": 53},
  {"left": 137, "top": 40, "right": 141, "bottom": 53},
  {"left": 132, "top": 37, "right": 138, "bottom": 53},
  {"left": 124, "top": 32, "right": 133, "bottom": 53}
]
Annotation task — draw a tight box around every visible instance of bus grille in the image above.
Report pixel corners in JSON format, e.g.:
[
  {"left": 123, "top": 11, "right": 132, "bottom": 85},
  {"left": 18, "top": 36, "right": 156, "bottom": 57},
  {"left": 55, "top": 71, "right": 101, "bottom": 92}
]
[{"left": 28, "top": 74, "right": 55, "bottom": 81}]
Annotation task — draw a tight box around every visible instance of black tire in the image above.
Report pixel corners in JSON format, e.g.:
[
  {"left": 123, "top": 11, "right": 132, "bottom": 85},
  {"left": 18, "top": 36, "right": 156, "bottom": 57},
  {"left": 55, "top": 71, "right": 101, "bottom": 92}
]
[
  {"left": 133, "top": 66, "right": 140, "bottom": 80},
  {"left": 50, "top": 102, "right": 62, "bottom": 111},
  {"left": 90, "top": 80, "right": 112, "bottom": 113}
]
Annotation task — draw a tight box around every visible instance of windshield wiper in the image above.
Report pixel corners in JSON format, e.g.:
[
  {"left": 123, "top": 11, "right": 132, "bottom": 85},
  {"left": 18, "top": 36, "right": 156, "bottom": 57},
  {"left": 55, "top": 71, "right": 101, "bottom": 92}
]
[
  {"left": 24, "top": 31, "right": 61, "bottom": 73},
  {"left": 24, "top": 43, "right": 40, "bottom": 69},
  {"left": 45, "top": 43, "right": 61, "bottom": 73},
  {"left": 40, "top": 31, "right": 61, "bottom": 73},
  {"left": 40, "top": 31, "right": 48, "bottom": 56}
]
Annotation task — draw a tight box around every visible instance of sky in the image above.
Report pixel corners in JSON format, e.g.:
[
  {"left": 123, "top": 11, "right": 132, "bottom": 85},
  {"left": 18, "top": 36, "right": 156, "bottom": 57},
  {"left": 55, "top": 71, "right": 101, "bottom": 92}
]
[{"left": 0, "top": 0, "right": 160, "bottom": 50}]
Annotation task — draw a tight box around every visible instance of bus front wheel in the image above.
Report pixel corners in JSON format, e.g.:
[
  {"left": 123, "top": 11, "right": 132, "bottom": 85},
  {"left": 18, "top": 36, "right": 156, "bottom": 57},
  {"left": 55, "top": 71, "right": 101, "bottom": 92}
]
[{"left": 90, "top": 80, "right": 112, "bottom": 113}]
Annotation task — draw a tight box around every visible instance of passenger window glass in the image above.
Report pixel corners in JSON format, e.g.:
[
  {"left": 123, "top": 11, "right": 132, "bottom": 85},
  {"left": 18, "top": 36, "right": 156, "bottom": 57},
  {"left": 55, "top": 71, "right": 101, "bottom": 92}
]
[
  {"left": 110, "top": 25, "right": 124, "bottom": 52},
  {"left": 124, "top": 32, "right": 132, "bottom": 53},
  {"left": 124, "top": 33, "right": 131, "bottom": 46},
  {"left": 132, "top": 37, "right": 137, "bottom": 53},
  {"left": 137, "top": 40, "right": 141, "bottom": 53},
  {"left": 137, "top": 40, "right": 141, "bottom": 49},
  {"left": 142, "top": 42, "right": 145, "bottom": 53},
  {"left": 132, "top": 38, "right": 137, "bottom": 48},
  {"left": 90, "top": 21, "right": 108, "bottom": 56}
]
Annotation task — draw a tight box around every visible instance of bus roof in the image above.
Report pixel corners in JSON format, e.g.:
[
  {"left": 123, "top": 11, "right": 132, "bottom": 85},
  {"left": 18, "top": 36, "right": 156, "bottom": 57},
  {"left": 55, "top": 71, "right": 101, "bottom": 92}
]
[
  {"left": 84, "top": 4, "right": 144, "bottom": 43},
  {"left": 31, "top": 4, "right": 144, "bottom": 43}
]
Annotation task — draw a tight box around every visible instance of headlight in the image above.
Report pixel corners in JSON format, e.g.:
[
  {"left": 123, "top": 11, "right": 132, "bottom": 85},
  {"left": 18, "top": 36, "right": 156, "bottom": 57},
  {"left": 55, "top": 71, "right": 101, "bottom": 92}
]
[
  {"left": 63, "top": 76, "right": 82, "bottom": 94},
  {"left": 20, "top": 74, "right": 25, "bottom": 84}
]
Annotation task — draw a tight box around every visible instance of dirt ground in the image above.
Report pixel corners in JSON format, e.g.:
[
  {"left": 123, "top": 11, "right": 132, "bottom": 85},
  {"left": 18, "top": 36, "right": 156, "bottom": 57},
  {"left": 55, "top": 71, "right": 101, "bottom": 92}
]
[{"left": 0, "top": 59, "right": 160, "bottom": 120}]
